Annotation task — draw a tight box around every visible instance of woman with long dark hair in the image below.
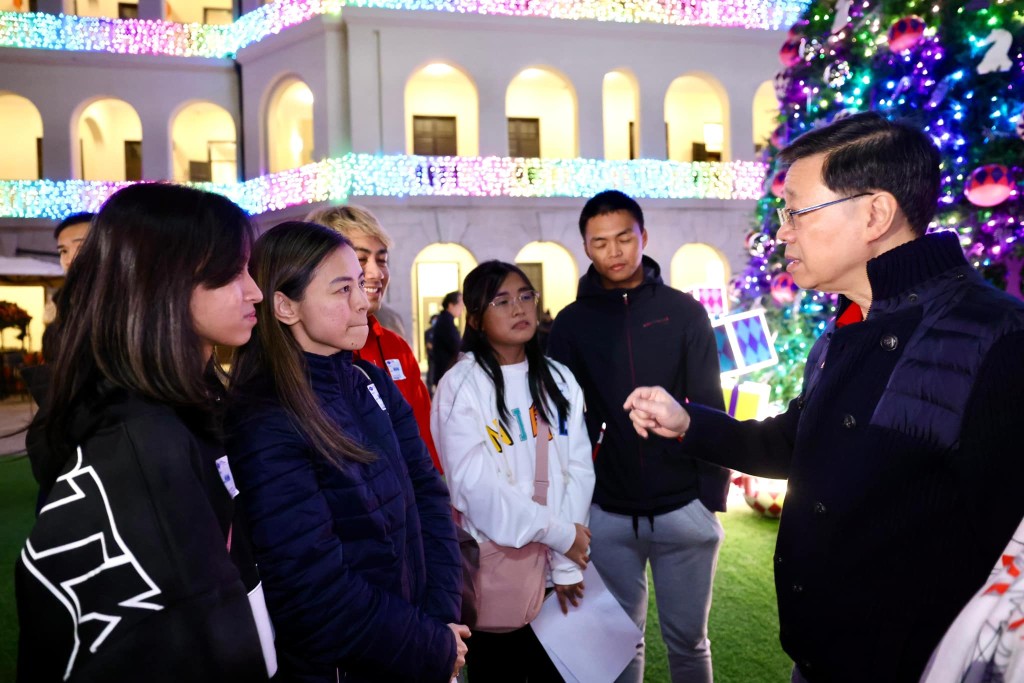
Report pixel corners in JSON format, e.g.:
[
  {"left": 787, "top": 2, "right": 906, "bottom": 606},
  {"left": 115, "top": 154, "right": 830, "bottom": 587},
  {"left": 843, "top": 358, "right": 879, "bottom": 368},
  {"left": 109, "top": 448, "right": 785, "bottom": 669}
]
[
  {"left": 226, "top": 221, "right": 466, "bottom": 682},
  {"left": 16, "top": 183, "right": 273, "bottom": 682},
  {"left": 431, "top": 260, "right": 595, "bottom": 681}
]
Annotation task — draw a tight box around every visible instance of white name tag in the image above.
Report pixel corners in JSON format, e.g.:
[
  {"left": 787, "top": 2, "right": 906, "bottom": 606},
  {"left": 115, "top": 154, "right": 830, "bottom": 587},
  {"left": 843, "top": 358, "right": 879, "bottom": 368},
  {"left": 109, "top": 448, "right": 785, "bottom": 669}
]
[
  {"left": 384, "top": 358, "right": 406, "bottom": 381},
  {"left": 367, "top": 383, "right": 387, "bottom": 411},
  {"left": 215, "top": 456, "right": 240, "bottom": 498}
]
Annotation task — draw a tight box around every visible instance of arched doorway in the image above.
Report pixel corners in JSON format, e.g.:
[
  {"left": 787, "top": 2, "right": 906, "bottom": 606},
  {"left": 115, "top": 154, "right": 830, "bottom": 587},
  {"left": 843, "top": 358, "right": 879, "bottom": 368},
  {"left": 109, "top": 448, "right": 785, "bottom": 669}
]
[
  {"left": 664, "top": 74, "right": 729, "bottom": 162},
  {"left": 164, "top": 0, "right": 232, "bottom": 23},
  {"left": 0, "top": 93, "right": 43, "bottom": 179},
  {"left": 76, "top": 98, "right": 143, "bottom": 181},
  {"left": 670, "top": 243, "right": 731, "bottom": 317},
  {"left": 752, "top": 80, "right": 780, "bottom": 154},
  {"left": 602, "top": 70, "right": 639, "bottom": 160},
  {"left": 171, "top": 101, "right": 238, "bottom": 183},
  {"left": 513, "top": 241, "right": 578, "bottom": 318},
  {"left": 411, "top": 243, "right": 478, "bottom": 364},
  {"left": 266, "top": 78, "right": 314, "bottom": 173}
]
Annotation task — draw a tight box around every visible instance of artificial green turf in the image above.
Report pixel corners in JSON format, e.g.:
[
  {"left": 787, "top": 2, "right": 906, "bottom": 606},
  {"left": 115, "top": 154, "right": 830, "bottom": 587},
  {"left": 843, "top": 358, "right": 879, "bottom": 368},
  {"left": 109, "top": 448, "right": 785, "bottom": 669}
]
[
  {"left": 0, "top": 456, "right": 790, "bottom": 682},
  {"left": 644, "top": 506, "right": 791, "bottom": 683},
  {"left": 0, "top": 456, "right": 36, "bottom": 683}
]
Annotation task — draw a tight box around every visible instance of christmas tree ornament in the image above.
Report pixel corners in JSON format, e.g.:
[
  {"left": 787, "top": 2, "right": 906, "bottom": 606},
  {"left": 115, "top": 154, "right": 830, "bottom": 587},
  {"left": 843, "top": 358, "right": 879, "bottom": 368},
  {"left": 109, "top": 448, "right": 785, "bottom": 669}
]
[
  {"left": 774, "top": 71, "right": 792, "bottom": 101},
  {"left": 770, "top": 271, "right": 800, "bottom": 304},
  {"left": 831, "top": 0, "right": 853, "bottom": 35},
  {"left": 887, "top": 16, "right": 926, "bottom": 53},
  {"left": 771, "top": 169, "right": 787, "bottom": 198},
  {"left": 779, "top": 37, "right": 803, "bottom": 67},
  {"left": 976, "top": 28, "right": 1014, "bottom": 75},
  {"left": 739, "top": 475, "right": 786, "bottom": 518},
  {"left": 746, "top": 232, "right": 772, "bottom": 257},
  {"left": 965, "top": 165, "right": 1013, "bottom": 208}
]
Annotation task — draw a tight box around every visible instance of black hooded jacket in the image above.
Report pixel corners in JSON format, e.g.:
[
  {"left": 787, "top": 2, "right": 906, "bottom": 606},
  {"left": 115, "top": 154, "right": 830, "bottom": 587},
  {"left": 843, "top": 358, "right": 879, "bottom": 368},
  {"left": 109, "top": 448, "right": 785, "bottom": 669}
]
[
  {"left": 548, "top": 255, "right": 729, "bottom": 517},
  {"left": 16, "top": 382, "right": 268, "bottom": 682}
]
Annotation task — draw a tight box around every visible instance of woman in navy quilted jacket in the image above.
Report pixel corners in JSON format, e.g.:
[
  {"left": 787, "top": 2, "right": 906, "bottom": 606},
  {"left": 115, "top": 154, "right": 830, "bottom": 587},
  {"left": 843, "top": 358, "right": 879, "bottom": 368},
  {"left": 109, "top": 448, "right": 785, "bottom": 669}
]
[{"left": 226, "top": 221, "right": 467, "bottom": 683}]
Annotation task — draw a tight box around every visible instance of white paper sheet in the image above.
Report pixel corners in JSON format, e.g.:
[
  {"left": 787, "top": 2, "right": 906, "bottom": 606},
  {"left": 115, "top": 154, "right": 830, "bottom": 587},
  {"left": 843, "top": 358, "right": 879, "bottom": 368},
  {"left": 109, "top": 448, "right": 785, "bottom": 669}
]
[{"left": 530, "top": 564, "right": 642, "bottom": 683}]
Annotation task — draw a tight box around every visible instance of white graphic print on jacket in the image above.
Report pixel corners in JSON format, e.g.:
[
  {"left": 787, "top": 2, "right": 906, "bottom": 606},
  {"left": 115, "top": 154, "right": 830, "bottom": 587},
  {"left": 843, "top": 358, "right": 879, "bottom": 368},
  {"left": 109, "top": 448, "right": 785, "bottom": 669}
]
[{"left": 21, "top": 447, "right": 163, "bottom": 681}]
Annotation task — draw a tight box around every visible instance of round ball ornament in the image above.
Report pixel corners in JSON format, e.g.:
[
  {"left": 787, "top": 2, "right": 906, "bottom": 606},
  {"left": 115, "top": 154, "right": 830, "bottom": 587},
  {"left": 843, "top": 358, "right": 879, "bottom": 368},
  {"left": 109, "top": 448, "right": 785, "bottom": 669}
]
[
  {"left": 770, "top": 170, "right": 787, "bottom": 198},
  {"left": 965, "top": 164, "right": 1013, "bottom": 208},
  {"left": 770, "top": 126, "right": 787, "bottom": 149},
  {"left": 888, "top": 16, "right": 926, "bottom": 53},
  {"left": 770, "top": 271, "right": 800, "bottom": 304},
  {"left": 774, "top": 71, "right": 792, "bottom": 101},
  {"left": 745, "top": 231, "right": 771, "bottom": 257},
  {"left": 779, "top": 38, "right": 802, "bottom": 68},
  {"left": 740, "top": 476, "right": 786, "bottom": 519}
]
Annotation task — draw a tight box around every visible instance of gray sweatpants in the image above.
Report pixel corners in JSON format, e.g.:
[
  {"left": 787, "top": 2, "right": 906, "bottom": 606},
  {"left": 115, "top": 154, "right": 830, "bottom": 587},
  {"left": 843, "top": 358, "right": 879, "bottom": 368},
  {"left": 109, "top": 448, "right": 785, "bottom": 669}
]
[{"left": 589, "top": 500, "right": 723, "bottom": 683}]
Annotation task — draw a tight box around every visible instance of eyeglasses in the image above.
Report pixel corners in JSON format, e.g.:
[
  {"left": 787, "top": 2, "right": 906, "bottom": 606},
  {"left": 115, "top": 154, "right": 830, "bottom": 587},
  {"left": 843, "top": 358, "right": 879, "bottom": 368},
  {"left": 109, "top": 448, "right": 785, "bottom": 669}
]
[
  {"left": 777, "top": 192, "right": 872, "bottom": 227},
  {"left": 488, "top": 290, "right": 540, "bottom": 313}
]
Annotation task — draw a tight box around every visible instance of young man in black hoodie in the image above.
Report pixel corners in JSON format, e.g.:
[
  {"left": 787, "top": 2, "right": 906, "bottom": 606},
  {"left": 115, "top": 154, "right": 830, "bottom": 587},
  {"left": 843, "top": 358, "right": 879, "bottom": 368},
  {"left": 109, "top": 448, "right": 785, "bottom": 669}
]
[{"left": 547, "top": 190, "right": 728, "bottom": 683}]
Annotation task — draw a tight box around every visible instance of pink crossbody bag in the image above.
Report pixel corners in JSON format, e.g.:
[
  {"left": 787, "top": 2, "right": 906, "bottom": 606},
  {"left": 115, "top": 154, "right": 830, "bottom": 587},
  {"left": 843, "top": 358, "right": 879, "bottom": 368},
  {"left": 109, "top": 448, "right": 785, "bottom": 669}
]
[{"left": 456, "top": 420, "right": 551, "bottom": 633}]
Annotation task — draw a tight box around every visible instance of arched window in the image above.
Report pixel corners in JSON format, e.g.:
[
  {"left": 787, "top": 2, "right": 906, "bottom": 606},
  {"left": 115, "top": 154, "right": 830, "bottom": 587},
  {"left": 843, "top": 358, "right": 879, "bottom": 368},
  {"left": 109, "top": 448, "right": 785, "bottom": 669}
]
[
  {"left": 171, "top": 102, "right": 238, "bottom": 183},
  {"left": 602, "top": 70, "right": 639, "bottom": 160},
  {"left": 404, "top": 63, "right": 479, "bottom": 157},
  {"left": 76, "top": 98, "right": 143, "bottom": 181},
  {"left": 266, "top": 79, "right": 314, "bottom": 173},
  {"left": 506, "top": 68, "right": 577, "bottom": 159},
  {"left": 410, "top": 243, "right": 477, "bottom": 363},
  {"left": 664, "top": 74, "right": 729, "bottom": 162},
  {"left": 752, "top": 80, "right": 780, "bottom": 154},
  {"left": 0, "top": 93, "right": 43, "bottom": 180}
]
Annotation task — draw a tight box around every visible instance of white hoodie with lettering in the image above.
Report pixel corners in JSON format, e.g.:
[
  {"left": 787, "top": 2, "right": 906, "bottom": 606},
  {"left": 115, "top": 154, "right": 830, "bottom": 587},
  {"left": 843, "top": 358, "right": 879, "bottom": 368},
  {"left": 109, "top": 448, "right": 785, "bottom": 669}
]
[{"left": 431, "top": 353, "right": 595, "bottom": 586}]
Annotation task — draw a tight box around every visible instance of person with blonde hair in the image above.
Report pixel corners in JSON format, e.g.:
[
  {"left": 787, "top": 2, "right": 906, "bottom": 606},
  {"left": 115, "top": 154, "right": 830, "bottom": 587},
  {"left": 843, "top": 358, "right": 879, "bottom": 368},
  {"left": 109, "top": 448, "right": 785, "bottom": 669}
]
[{"left": 307, "top": 205, "right": 441, "bottom": 471}]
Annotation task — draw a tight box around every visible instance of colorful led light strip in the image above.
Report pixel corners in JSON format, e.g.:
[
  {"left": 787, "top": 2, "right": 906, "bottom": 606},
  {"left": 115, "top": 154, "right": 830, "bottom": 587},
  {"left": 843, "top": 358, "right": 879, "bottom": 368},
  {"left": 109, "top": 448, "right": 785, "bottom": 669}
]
[
  {"left": 0, "top": 0, "right": 810, "bottom": 57},
  {"left": 0, "top": 154, "right": 768, "bottom": 219}
]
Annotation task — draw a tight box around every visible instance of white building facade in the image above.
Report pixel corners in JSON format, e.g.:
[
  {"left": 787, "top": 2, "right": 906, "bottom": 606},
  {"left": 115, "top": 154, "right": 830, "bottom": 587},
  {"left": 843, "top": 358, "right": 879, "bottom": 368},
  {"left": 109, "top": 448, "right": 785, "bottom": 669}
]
[{"left": 0, "top": 0, "right": 800, "bottom": 355}]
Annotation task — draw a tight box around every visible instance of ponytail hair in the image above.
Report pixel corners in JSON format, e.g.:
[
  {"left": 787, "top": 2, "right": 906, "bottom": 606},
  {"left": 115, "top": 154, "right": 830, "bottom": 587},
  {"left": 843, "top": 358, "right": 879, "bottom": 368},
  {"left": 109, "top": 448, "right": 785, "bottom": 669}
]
[
  {"left": 460, "top": 260, "right": 570, "bottom": 430},
  {"left": 231, "top": 221, "right": 374, "bottom": 466}
]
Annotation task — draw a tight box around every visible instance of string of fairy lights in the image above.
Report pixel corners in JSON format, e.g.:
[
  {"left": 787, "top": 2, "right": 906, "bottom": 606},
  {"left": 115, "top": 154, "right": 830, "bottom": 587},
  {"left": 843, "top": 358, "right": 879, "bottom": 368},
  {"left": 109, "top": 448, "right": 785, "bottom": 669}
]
[
  {"left": 0, "top": 0, "right": 810, "bottom": 57},
  {"left": 0, "top": 155, "right": 769, "bottom": 219}
]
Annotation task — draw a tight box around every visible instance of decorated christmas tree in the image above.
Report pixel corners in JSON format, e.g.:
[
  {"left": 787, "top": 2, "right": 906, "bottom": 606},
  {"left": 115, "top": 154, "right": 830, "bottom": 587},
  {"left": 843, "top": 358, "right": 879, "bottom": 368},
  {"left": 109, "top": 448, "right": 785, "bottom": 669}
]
[{"left": 739, "top": 0, "right": 1024, "bottom": 405}]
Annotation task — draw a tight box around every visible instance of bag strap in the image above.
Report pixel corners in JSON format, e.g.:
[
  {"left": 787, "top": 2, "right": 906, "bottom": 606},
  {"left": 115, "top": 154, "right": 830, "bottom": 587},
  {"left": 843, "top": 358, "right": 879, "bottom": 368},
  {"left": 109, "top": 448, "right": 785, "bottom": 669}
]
[{"left": 532, "top": 420, "right": 550, "bottom": 506}]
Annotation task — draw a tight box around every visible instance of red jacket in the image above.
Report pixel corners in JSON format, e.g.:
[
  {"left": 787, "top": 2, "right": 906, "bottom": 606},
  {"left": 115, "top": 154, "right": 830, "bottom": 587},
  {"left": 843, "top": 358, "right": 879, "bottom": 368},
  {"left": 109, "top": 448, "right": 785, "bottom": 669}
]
[{"left": 355, "top": 315, "right": 442, "bottom": 472}]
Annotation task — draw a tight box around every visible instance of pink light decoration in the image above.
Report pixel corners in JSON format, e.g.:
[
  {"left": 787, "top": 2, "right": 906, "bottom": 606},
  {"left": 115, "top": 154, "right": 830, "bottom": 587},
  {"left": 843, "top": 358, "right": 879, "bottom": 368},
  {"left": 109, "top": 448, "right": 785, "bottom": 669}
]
[
  {"left": 0, "top": 0, "right": 810, "bottom": 57},
  {"left": 0, "top": 155, "right": 769, "bottom": 219}
]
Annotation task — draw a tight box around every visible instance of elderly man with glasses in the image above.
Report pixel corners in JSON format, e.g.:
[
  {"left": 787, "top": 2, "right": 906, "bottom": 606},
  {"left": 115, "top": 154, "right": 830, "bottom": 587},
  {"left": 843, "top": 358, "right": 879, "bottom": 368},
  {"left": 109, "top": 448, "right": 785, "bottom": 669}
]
[{"left": 624, "top": 112, "right": 1024, "bottom": 683}]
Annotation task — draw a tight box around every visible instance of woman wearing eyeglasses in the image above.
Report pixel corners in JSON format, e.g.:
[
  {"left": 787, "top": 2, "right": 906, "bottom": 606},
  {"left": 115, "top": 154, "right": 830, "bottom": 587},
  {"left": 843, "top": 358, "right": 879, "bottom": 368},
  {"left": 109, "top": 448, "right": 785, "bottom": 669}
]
[{"left": 431, "top": 260, "right": 595, "bottom": 682}]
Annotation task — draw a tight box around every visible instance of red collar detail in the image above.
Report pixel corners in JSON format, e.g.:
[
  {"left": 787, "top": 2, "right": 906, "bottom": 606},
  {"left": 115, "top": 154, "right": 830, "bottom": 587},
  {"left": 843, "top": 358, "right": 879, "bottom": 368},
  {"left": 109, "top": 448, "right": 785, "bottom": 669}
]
[{"left": 836, "top": 303, "right": 863, "bottom": 328}]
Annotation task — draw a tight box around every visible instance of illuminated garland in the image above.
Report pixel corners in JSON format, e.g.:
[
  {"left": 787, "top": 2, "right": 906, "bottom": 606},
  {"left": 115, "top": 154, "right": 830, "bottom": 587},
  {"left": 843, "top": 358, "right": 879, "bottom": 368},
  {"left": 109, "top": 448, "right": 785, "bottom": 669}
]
[
  {"left": 0, "top": 0, "right": 810, "bottom": 57},
  {"left": 0, "top": 154, "right": 768, "bottom": 219}
]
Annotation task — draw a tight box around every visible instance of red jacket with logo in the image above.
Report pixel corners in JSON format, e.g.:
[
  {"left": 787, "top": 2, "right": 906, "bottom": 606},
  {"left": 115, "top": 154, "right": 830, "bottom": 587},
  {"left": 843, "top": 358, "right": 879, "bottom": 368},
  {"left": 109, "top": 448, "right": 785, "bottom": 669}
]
[{"left": 355, "top": 315, "right": 441, "bottom": 472}]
